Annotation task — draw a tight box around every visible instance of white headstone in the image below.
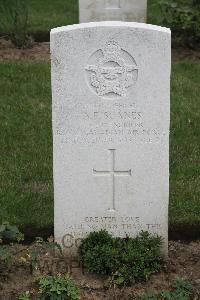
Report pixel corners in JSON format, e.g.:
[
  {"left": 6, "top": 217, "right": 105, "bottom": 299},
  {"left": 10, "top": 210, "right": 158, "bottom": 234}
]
[
  {"left": 51, "top": 22, "right": 171, "bottom": 255},
  {"left": 79, "top": 0, "right": 147, "bottom": 23}
]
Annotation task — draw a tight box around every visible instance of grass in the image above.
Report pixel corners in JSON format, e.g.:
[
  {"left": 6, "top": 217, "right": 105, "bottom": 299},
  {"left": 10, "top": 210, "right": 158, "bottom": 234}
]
[
  {"left": 0, "top": 62, "right": 53, "bottom": 228},
  {"left": 0, "top": 61, "right": 199, "bottom": 229},
  {"left": 0, "top": 0, "right": 193, "bottom": 34},
  {"left": 26, "top": 0, "right": 168, "bottom": 33},
  {"left": 170, "top": 62, "right": 200, "bottom": 226},
  {"left": 28, "top": 0, "right": 78, "bottom": 32}
]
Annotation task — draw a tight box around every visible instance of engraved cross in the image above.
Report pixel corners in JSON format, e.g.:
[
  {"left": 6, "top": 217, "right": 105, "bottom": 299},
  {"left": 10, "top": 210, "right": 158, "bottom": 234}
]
[{"left": 93, "top": 149, "right": 131, "bottom": 211}]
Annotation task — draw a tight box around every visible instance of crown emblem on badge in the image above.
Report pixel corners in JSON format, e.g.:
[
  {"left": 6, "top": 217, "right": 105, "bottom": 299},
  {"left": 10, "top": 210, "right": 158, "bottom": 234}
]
[
  {"left": 85, "top": 41, "right": 138, "bottom": 98},
  {"left": 103, "top": 41, "right": 121, "bottom": 56}
]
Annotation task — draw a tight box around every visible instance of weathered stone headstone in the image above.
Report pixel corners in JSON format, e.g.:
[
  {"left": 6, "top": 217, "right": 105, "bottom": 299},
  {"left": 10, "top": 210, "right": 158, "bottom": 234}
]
[
  {"left": 51, "top": 22, "right": 171, "bottom": 254},
  {"left": 79, "top": 0, "right": 147, "bottom": 23}
]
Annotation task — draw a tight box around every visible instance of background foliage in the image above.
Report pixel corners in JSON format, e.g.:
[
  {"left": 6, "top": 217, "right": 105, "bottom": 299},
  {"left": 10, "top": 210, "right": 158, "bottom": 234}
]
[{"left": 158, "top": 0, "right": 200, "bottom": 47}]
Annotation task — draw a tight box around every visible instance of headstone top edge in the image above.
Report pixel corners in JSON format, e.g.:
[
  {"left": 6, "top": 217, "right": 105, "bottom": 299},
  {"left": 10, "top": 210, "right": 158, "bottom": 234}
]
[{"left": 50, "top": 21, "right": 171, "bottom": 35}]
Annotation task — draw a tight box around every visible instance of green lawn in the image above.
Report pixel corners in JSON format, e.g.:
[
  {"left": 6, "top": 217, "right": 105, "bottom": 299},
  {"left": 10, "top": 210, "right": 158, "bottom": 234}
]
[
  {"left": 26, "top": 0, "right": 168, "bottom": 33},
  {"left": 0, "top": 0, "right": 191, "bottom": 34},
  {"left": 0, "top": 61, "right": 199, "bottom": 230},
  {"left": 28, "top": 0, "right": 78, "bottom": 32},
  {"left": 0, "top": 62, "right": 53, "bottom": 228},
  {"left": 170, "top": 62, "right": 200, "bottom": 226}
]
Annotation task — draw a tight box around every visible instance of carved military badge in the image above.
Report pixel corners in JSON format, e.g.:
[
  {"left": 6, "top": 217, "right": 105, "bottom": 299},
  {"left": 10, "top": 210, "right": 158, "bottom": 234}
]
[{"left": 85, "top": 41, "right": 138, "bottom": 98}]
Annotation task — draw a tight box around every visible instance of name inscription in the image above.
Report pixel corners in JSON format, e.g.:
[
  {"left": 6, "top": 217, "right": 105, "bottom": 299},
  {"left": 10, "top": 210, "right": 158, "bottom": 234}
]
[{"left": 54, "top": 102, "right": 166, "bottom": 145}]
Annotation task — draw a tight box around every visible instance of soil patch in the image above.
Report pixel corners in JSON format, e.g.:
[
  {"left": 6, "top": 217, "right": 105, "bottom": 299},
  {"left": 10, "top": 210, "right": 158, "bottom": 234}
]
[
  {"left": 172, "top": 46, "right": 200, "bottom": 63},
  {"left": 0, "top": 39, "right": 200, "bottom": 63},
  {"left": 0, "top": 39, "right": 50, "bottom": 62},
  {"left": 0, "top": 240, "right": 199, "bottom": 299}
]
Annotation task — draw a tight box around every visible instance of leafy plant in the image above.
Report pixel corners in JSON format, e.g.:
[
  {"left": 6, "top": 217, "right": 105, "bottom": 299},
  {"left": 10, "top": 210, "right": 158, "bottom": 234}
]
[
  {"left": 171, "top": 277, "right": 193, "bottom": 299},
  {"left": 0, "top": 222, "right": 24, "bottom": 243},
  {"left": 35, "top": 236, "right": 63, "bottom": 254},
  {"left": 45, "top": 236, "right": 63, "bottom": 255},
  {"left": 18, "top": 291, "right": 31, "bottom": 300},
  {"left": 28, "top": 248, "right": 41, "bottom": 274},
  {"left": 37, "top": 274, "right": 80, "bottom": 300},
  {"left": 25, "top": 237, "right": 63, "bottom": 274},
  {"left": 0, "top": 0, "right": 30, "bottom": 48},
  {"left": 79, "top": 230, "right": 163, "bottom": 285},
  {"left": 140, "top": 278, "right": 193, "bottom": 300}
]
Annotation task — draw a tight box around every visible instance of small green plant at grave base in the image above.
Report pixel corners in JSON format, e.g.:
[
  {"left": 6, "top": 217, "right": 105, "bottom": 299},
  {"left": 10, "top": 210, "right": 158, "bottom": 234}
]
[
  {"left": 35, "top": 237, "right": 45, "bottom": 244},
  {"left": 0, "top": 0, "right": 30, "bottom": 48},
  {"left": 0, "top": 222, "right": 24, "bottom": 243},
  {"left": 170, "top": 277, "right": 193, "bottom": 299},
  {"left": 35, "top": 236, "right": 62, "bottom": 254},
  {"left": 37, "top": 274, "right": 80, "bottom": 300},
  {"left": 45, "top": 236, "right": 63, "bottom": 255},
  {"left": 79, "top": 230, "right": 163, "bottom": 285},
  {"left": 140, "top": 278, "right": 193, "bottom": 300},
  {"left": 29, "top": 249, "right": 41, "bottom": 274},
  {"left": 27, "top": 237, "right": 63, "bottom": 274},
  {"left": 18, "top": 291, "right": 31, "bottom": 300}
]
